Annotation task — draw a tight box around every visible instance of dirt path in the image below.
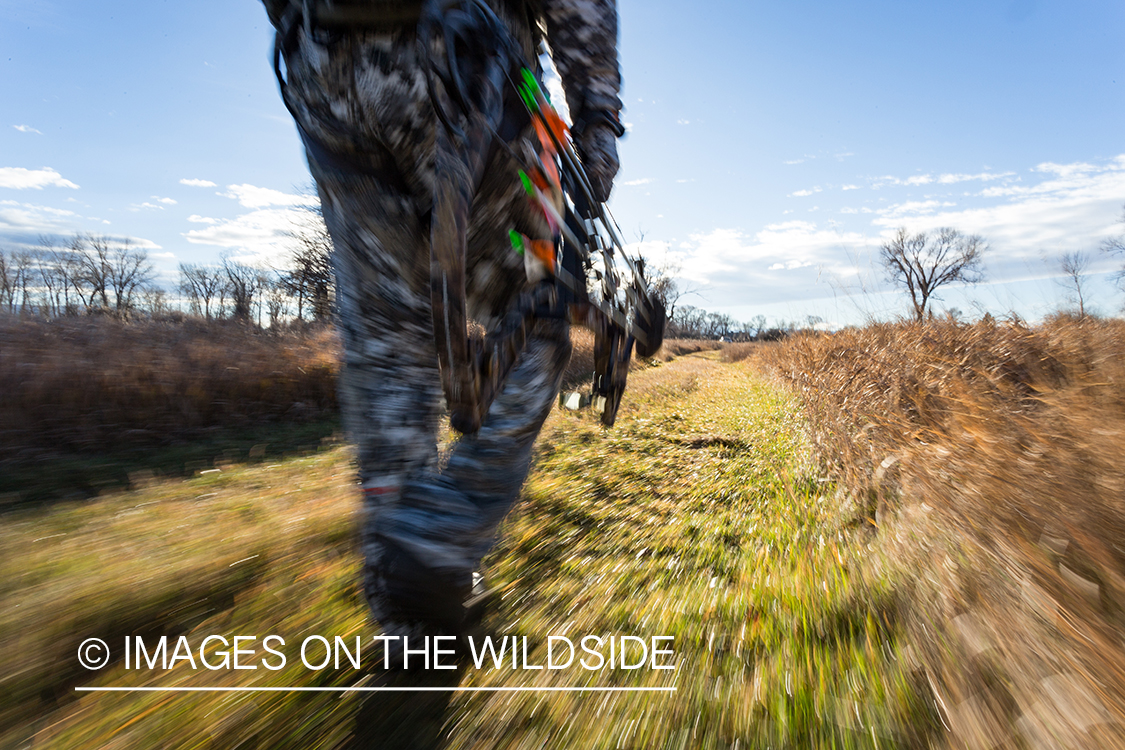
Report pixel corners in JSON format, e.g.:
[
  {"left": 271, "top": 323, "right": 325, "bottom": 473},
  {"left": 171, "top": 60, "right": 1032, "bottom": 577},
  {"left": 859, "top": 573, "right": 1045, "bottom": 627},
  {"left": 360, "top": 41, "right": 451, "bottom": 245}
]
[{"left": 447, "top": 353, "right": 927, "bottom": 748}]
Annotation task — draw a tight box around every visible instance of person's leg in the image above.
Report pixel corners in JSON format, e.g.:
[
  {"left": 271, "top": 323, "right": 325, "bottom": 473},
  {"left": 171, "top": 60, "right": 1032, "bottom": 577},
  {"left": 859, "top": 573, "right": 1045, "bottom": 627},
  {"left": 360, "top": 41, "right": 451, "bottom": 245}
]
[
  {"left": 283, "top": 22, "right": 568, "bottom": 641},
  {"left": 277, "top": 22, "right": 473, "bottom": 638},
  {"left": 313, "top": 165, "right": 463, "bottom": 639},
  {"left": 395, "top": 317, "right": 572, "bottom": 582}
]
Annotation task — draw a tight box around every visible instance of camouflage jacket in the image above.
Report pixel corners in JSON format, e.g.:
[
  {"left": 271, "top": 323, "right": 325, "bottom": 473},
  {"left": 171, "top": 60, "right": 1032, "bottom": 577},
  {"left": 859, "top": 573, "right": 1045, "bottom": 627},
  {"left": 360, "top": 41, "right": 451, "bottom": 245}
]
[{"left": 261, "top": 0, "right": 621, "bottom": 121}]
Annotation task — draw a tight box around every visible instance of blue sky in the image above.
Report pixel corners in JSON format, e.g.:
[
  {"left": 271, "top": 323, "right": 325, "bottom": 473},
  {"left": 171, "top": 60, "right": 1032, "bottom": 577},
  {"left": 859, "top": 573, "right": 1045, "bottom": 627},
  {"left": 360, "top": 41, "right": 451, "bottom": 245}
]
[{"left": 3, "top": 0, "right": 1124, "bottom": 326}]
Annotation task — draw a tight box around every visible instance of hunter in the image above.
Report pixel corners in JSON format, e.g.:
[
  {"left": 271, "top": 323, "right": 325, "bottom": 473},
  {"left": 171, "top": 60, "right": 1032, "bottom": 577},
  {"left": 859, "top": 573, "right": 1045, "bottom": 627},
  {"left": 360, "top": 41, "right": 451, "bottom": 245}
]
[{"left": 261, "top": 0, "right": 624, "bottom": 652}]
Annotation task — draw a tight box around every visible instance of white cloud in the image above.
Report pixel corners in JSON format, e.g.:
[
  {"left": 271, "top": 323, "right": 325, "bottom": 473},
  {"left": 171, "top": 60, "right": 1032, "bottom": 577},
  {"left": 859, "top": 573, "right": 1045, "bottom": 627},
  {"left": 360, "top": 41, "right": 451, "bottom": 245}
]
[
  {"left": 874, "top": 171, "right": 1016, "bottom": 189},
  {"left": 180, "top": 178, "right": 217, "bottom": 188},
  {"left": 869, "top": 155, "right": 1125, "bottom": 265},
  {"left": 0, "top": 200, "right": 163, "bottom": 250},
  {"left": 790, "top": 187, "right": 822, "bottom": 197},
  {"left": 129, "top": 201, "right": 166, "bottom": 211},
  {"left": 187, "top": 214, "right": 218, "bottom": 224},
  {"left": 662, "top": 223, "right": 871, "bottom": 307},
  {"left": 764, "top": 220, "right": 817, "bottom": 232},
  {"left": 13, "top": 125, "right": 43, "bottom": 135},
  {"left": 0, "top": 199, "right": 79, "bottom": 231},
  {"left": 151, "top": 252, "right": 176, "bottom": 259},
  {"left": 841, "top": 184, "right": 860, "bottom": 191},
  {"left": 937, "top": 171, "right": 1015, "bottom": 184},
  {"left": 0, "top": 167, "right": 79, "bottom": 190},
  {"left": 877, "top": 200, "right": 957, "bottom": 220},
  {"left": 768, "top": 259, "right": 815, "bottom": 271},
  {"left": 621, "top": 237, "right": 674, "bottom": 266},
  {"left": 676, "top": 119, "right": 690, "bottom": 125},
  {"left": 648, "top": 175, "right": 1123, "bottom": 313},
  {"left": 152, "top": 196, "right": 177, "bottom": 205},
  {"left": 1033, "top": 161, "right": 1099, "bottom": 178},
  {"left": 620, "top": 178, "right": 654, "bottom": 187},
  {"left": 218, "top": 183, "right": 314, "bottom": 209},
  {"left": 109, "top": 235, "right": 162, "bottom": 250},
  {"left": 183, "top": 206, "right": 305, "bottom": 264},
  {"left": 783, "top": 159, "right": 805, "bottom": 165}
]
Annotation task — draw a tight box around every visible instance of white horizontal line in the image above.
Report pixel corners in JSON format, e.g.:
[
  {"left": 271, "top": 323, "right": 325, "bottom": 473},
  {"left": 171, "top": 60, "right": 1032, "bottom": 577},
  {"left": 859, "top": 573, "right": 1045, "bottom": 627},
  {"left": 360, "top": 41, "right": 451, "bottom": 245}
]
[{"left": 76, "top": 686, "right": 675, "bottom": 693}]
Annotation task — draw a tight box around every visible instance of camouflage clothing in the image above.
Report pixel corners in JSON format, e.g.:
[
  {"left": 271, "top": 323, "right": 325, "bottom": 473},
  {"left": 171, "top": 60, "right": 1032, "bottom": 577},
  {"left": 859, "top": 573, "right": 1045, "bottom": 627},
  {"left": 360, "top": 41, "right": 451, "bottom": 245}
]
[{"left": 265, "top": 0, "right": 621, "bottom": 639}]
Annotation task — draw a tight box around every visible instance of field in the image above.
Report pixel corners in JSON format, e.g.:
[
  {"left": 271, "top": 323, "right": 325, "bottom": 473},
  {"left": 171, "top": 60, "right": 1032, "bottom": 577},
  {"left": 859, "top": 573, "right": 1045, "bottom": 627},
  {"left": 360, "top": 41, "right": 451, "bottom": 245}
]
[
  {"left": 763, "top": 316, "right": 1125, "bottom": 748},
  {"left": 1, "top": 316, "right": 1123, "bottom": 748}
]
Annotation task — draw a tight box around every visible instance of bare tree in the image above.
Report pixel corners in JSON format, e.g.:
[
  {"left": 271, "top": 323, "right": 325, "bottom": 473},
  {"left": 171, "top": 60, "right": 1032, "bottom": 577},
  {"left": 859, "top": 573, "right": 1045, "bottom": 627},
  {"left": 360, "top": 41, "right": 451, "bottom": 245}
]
[
  {"left": 35, "top": 236, "right": 65, "bottom": 316},
  {"left": 105, "top": 238, "right": 153, "bottom": 315},
  {"left": 0, "top": 249, "right": 13, "bottom": 312},
  {"left": 217, "top": 275, "right": 229, "bottom": 319},
  {"left": 178, "top": 263, "right": 227, "bottom": 319},
  {"left": 636, "top": 253, "right": 699, "bottom": 327},
  {"left": 200, "top": 265, "right": 225, "bottom": 319},
  {"left": 1, "top": 249, "right": 36, "bottom": 314},
  {"left": 1102, "top": 203, "right": 1125, "bottom": 287},
  {"left": 704, "top": 311, "right": 736, "bottom": 339},
  {"left": 264, "top": 271, "right": 291, "bottom": 327},
  {"left": 745, "top": 314, "right": 767, "bottom": 339},
  {"left": 1058, "top": 251, "right": 1091, "bottom": 318},
  {"left": 68, "top": 234, "right": 154, "bottom": 315},
  {"left": 283, "top": 202, "right": 334, "bottom": 321},
  {"left": 64, "top": 234, "right": 97, "bottom": 311},
  {"left": 140, "top": 285, "right": 169, "bottom": 317},
  {"left": 76, "top": 233, "right": 113, "bottom": 310},
  {"left": 254, "top": 267, "right": 274, "bottom": 326},
  {"left": 880, "top": 227, "right": 986, "bottom": 322},
  {"left": 222, "top": 255, "right": 262, "bottom": 322},
  {"left": 178, "top": 263, "right": 202, "bottom": 316},
  {"left": 669, "top": 304, "right": 712, "bottom": 338}
]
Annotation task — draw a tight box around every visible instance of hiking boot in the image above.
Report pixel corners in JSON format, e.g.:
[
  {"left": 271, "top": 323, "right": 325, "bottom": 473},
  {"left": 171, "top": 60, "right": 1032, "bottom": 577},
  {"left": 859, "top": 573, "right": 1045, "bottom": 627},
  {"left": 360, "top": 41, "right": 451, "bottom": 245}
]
[{"left": 365, "top": 536, "right": 470, "bottom": 640}]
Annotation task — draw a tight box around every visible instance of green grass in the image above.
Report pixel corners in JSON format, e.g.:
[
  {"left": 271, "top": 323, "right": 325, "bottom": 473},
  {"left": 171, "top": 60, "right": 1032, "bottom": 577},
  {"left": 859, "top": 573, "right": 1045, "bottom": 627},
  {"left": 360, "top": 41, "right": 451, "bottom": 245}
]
[{"left": 0, "top": 353, "right": 933, "bottom": 749}]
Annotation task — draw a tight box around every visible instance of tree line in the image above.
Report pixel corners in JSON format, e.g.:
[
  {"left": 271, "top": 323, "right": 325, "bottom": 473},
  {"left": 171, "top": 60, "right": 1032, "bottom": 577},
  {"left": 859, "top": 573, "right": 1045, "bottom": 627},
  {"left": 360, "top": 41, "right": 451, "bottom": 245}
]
[
  {"left": 0, "top": 207, "right": 333, "bottom": 325},
  {"left": 0, "top": 233, "right": 161, "bottom": 317},
  {"left": 642, "top": 256, "right": 802, "bottom": 341},
  {"left": 7, "top": 206, "right": 1122, "bottom": 328}
]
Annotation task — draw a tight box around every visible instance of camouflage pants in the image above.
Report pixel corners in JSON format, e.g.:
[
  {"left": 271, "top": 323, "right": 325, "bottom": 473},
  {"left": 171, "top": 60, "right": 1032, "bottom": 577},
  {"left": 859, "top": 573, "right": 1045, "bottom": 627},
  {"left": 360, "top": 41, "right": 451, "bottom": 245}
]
[{"left": 282, "top": 26, "right": 570, "bottom": 637}]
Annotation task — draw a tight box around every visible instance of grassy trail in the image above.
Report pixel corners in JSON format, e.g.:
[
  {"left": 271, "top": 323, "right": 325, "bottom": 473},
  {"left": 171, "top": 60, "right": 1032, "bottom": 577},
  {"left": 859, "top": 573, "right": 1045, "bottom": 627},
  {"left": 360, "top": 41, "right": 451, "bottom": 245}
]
[{"left": 1, "top": 353, "right": 930, "bottom": 749}]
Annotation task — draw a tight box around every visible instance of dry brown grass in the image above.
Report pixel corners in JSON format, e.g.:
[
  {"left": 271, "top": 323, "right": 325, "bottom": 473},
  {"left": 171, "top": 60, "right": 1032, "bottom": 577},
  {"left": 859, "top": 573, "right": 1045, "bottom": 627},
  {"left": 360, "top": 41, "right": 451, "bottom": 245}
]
[
  {"left": 760, "top": 315, "right": 1125, "bottom": 747},
  {"left": 654, "top": 337, "right": 723, "bottom": 361},
  {"left": 0, "top": 316, "right": 340, "bottom": 460},
  {"left": 561, "top": 326, "right": 596, "bottom": 387},
  {"left": 0, "top": 317, "right": 714, "bottom": 463},
  {"left": 721, "top": 340, "right": 766, "bottom": 363}
]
